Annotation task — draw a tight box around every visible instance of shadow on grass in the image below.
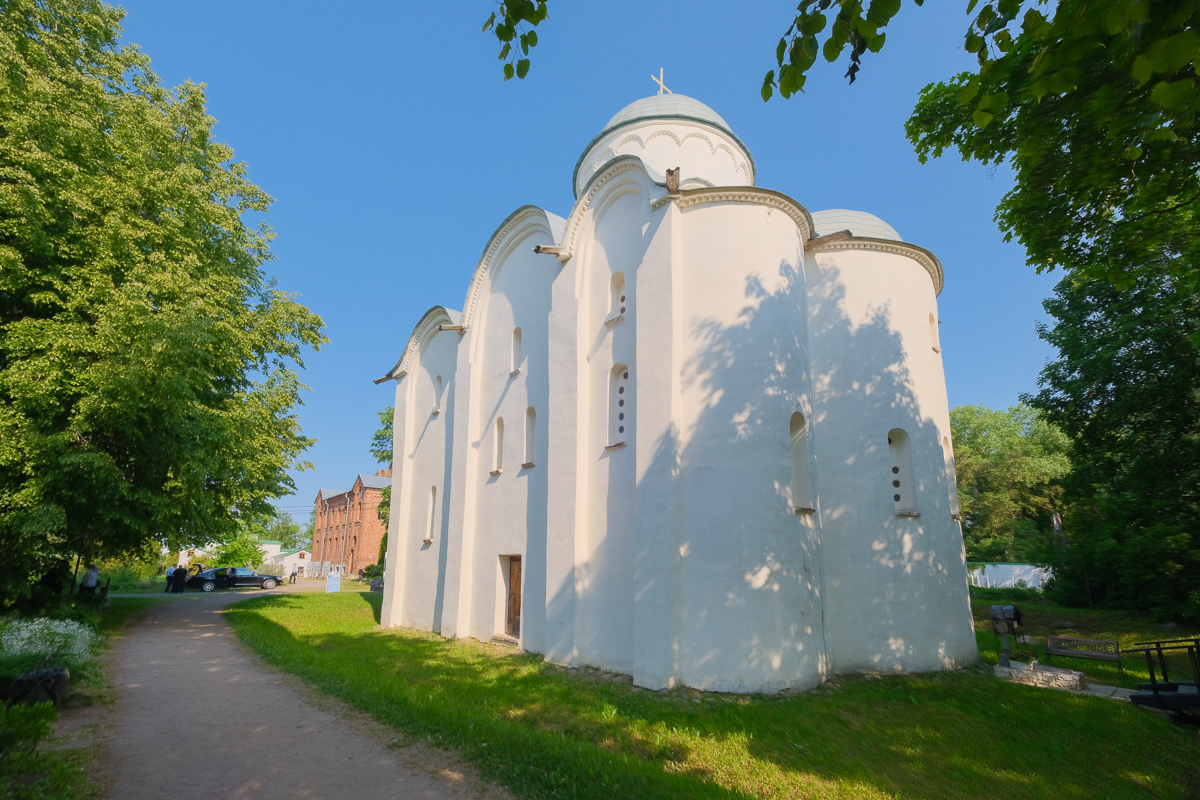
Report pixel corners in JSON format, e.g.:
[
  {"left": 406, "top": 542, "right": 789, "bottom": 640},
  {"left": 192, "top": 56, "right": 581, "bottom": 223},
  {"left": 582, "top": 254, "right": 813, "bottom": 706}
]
[{"left": 226, "top": 593, "right": 1200, "bottom": 800}]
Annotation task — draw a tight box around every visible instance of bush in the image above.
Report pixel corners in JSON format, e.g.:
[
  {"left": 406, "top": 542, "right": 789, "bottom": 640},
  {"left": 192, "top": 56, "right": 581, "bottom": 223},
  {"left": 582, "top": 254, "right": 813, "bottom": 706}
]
[
  {"left": 1, "top": 619, "right": 98, "bottom": 665},
  {"left": 361, "top": 563, "right": 383, "bottom": 580}
]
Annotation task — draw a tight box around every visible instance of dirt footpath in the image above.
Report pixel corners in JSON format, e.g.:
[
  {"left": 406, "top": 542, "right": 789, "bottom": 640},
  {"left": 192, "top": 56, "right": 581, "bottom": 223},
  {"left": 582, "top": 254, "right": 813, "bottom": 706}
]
[{"left": 97, "top": 585, "right": 505, "bottom": 800}]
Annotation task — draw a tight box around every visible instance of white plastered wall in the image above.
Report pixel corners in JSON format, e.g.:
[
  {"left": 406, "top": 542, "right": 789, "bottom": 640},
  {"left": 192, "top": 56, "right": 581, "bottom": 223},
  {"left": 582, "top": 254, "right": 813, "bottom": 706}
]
[
  {"left": 670, "top": 202, "right": 829, "bottom": 692},
  {"left": 804, "top": 246, "right": 975, "bottom": 673}
]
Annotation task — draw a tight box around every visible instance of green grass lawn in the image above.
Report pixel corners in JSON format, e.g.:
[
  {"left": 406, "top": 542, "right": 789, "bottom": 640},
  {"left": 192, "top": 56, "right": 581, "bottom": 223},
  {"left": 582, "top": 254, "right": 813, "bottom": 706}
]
[
  {"left": 226, "top": 592, "right": 1200, "bottom": 800},
  {"left": 968, "top": 587, "right": 1198, "bottom": 689}
]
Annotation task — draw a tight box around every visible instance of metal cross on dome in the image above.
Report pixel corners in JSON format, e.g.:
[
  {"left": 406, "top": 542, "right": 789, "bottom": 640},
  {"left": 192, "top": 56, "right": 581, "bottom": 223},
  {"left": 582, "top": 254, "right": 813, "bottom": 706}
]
[{"left": 651, "top": 68, "right": 672, "bottom": 95}]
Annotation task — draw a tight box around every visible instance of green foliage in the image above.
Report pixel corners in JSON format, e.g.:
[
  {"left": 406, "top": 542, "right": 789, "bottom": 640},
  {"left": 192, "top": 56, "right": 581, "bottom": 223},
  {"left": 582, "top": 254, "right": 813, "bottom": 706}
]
[
  {"left": 0, "top": 703, "right": 53, "bottom": 768},
  {"left": 906, "top": 0, "right": 1200, "bottom": 284},
  {"left": 1027, "top": 264, "right": 1200, "bottom": 620},
  {"left": 227, "top": 592, "right": 1200, "bottom": 800},
  {"left": 371, "top": 406, "right": 392, "bottom": 537},
  {"left": 370, "top": 405, "right": 394, "bottom": 466},
  {"left": 482, "top": 1, "right": 547, "bottom": 81},
  {"left": 243, "top": 508, "right": 307, "bottom": 550},
  {"left": 205, "top": 532, "right": 265, "bottom": 569},
  {"left": 950, "top": 403, "right": 1070, "bottom": 562},
  {"left": 361, "top": 563, "right": 383, "bottom": 580},
  {"left": 0, "top": 0, "right": 326, "bottom": 604}
]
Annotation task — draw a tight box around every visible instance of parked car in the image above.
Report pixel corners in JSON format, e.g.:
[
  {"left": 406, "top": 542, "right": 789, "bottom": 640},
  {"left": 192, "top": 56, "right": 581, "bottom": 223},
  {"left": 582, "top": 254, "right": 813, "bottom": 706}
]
[{"left": 185, "top": 567, "right": 281, "bottom": 592}]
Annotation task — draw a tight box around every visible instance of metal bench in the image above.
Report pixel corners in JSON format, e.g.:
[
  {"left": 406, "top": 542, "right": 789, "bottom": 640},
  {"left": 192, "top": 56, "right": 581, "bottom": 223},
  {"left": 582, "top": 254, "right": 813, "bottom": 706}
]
[
  {"left": 1044, "top": 636, "right": 1123, "bottom": 675},
  {"left": 1128, "top": 638, "right": 1200, "bottom": 711}
]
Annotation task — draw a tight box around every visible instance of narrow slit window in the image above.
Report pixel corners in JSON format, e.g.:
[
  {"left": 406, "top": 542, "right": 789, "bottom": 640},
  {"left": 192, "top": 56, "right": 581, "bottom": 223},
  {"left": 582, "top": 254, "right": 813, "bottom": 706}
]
[
  {"left": 524, "top": 407, "right": 536, "bottom": 466},
  {"left": 610, "top": 272, "right": 626, "bottom": 320},
  {"left": 433, "top": 375, "right": 443, "bottom": 415},
  {"left": 789, "top": 412, "right": 813, "bottom": 512},
  {"left": 492, "top": 417, "right": 504, "bottom": 475},
  {"left": 888, "top": 428, "right": 918, "bottom": 514},
  {"left": 943, "top": 435, "right": 961, "bottom": 518},
  {"left": 608, "top": 364, "right": 630, "bottom": 445},
  {"left": 511, "top": 328, "right": 522, "bottom": 374},
  {"left": 929, "top": 313, "right": 941, "bottom": 353},
  {"left": 424, "top": 486, "right": 436, "bottom": 543}
]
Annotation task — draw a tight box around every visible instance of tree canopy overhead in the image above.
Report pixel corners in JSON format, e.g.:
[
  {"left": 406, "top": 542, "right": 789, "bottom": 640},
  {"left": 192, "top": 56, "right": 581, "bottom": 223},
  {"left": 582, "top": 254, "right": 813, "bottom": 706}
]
[{"left": 0, "top": 0, "right": 326, "bottom": 599}]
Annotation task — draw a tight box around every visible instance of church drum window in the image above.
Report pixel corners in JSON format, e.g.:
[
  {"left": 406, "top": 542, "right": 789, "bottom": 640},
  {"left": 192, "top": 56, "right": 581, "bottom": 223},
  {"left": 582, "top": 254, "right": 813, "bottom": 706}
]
[
  {"left": 943, "top": 435, "right": 961, "bottom": 519},
  {"left": 888, "top": 428, "right": 918, "bottom": 515},
  {"left": 424, "top": 487, "right": 437, "bottom": 544},
  {"left": 492, "top": 418, "right": 504, "bottom": 475},
  {"left": 608, "top": 364, "right": 631, "bottom": 447},
  {"left": 511, "top": 328, "right": 522, "bottom": 375},
  {"left": 929, "top": 313, "right": 941, "bottom": 353},
  {"left": 789, "top": 412, "right": 814, "bottom": 513},
  {"left": 608, "top": 272, "right": 626, "bottom": 323},
  {"left": 523, "top": 407, "right": 536, "bottom": 467},
  {"left": 433, "top": 375, "right": 443, "bottom": 415}
]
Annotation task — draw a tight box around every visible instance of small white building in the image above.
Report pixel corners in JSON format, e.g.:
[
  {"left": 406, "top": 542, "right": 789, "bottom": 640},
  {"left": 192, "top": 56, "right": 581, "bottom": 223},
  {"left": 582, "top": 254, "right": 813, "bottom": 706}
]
[
  {"left": 967, "top": 563, "right": 1050, "bottom": 589},
  {"left": 179, "top": 540, "right": 312, "bottom": 576},
  {"left": 377, "top": 93, "right": 978, "bottom": 693}
]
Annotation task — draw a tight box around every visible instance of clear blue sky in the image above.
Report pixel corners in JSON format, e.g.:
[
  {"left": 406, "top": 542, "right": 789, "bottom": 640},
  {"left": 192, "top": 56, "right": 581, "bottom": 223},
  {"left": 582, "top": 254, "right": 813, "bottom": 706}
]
[{"left": 116, "top": 0, "right": 1058, "bottom": 521}]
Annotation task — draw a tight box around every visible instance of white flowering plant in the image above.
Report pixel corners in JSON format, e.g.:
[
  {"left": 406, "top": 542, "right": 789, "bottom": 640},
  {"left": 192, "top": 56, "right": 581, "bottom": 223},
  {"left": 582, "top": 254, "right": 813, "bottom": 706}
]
[{"left": 0, "top": 618, "right": 99, "bottom": 665}]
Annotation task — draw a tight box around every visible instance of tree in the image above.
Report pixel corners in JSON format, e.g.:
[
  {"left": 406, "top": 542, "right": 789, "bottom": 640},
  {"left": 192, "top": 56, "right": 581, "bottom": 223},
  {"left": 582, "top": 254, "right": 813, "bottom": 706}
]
[
  {"left": 0, "top": 0, "right": 326, "bottom": 603},
  {"left": 949, "top": 404, "right": 1071, "bottom": 562},
  {"left": 243, "top": 509, "right": 308, "bottom": 550},
  {"left": 1027, "top": 263, "right": 1200, "bottom": 620},
  {"left": 907, "top": 0, "right": 1200, "bottom": 285},
  {"left": 204, "top": 532, "right": 265, "bottom": 570},
  {"left": 488, "top": 2, "right": 1200, "bottom": 284},
  {"left": 370, "top": 405, "right": 393, "bottom": 564}
]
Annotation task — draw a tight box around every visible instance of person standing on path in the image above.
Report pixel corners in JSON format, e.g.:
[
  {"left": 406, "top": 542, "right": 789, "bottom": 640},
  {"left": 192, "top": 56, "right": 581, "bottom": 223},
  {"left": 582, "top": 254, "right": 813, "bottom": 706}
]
[
  {"left": 289, "top": 567, "right": 297, "bottom": 584},
  {"left": 163, "top": 566, "right": 175, "bottom": 593},
  {"left": 171, "top": 565, "right": 187, "bottom": 593},
  {"left": 79, "top": 564, "right": 100, "bottom": 595}
]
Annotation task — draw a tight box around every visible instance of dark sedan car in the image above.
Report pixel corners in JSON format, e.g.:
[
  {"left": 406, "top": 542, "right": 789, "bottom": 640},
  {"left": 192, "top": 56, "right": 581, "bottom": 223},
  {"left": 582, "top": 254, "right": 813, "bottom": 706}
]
[{"left": 185, "top": 567, "right": 282, "bottom": 592}]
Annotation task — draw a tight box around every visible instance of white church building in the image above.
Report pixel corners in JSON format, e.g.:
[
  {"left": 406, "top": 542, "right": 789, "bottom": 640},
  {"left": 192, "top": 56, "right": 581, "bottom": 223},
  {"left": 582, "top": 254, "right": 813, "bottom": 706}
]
[{"left": 376, "top": 93, "right": 978, "bottom": 693}]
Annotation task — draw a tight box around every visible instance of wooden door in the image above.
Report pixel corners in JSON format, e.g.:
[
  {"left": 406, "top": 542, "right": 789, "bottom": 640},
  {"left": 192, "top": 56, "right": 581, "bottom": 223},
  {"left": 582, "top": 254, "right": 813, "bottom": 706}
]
[{"left": 506, "top": 556, "right": 522, "bottom": 637}]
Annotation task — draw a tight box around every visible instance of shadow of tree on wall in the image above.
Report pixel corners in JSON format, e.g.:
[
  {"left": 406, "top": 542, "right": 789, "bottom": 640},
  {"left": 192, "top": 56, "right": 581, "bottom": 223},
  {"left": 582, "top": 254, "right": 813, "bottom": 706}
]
[
  {"left": 608, "top": 250, "right": 968, "bottom": 685},
  {"left": 226, "top": 592, "right": 1186, "bottom": 800}
]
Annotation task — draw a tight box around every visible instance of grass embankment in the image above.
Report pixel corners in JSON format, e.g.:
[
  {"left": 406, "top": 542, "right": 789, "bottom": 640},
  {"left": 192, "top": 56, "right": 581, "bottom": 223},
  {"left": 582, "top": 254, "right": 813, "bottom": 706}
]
[
  {"left": 227, "top": 592, "right": 1200, "bottom": 800},
  {"left": 969, "top": 587, "right": 1195, "bottom": 689}
]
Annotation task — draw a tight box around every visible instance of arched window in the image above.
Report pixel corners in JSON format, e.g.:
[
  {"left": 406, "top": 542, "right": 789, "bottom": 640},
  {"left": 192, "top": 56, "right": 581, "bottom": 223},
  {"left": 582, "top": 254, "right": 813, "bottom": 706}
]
[
  {"left": 492, "top": 417, "right": 504, "bottom": 475},
  {"left": 929, "top": 313, "right": 941, "bottom": 353},
  {"left": 523, "top": 407, "right": 536, "bottom": 467},
  {"left": 943, "top": 436, "right": 961, "bottom": 519},
  {"left": 433, "top": 375, "right": 443, "bottom": 415},
  {"left": 424, "top": 486, "right": 437, "bottom": 544},
  {"left": 888, "top": 428, "right": 918, "bottom": 514},
  {"left": 789, "top": 412, "right": 813, "bottom": 512},
  {"left": 608, "top": 364, "right": 631, "bottom": 446},
  {"left": 511, "top": 328, "right": 522, "bottom": 375},
  {"left": 609, "top": 272, "right": 626, "bottom": 321}
]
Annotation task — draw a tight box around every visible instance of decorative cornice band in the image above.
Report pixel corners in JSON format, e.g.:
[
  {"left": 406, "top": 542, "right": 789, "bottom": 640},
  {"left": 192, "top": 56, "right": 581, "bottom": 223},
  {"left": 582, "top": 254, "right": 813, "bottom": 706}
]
[
  {"left": 651, "top": 187, "right": 814, "bottom": 240},
  {"left": 379, "top": 305, "right": 457, "bottom": 383},
  {"left": 460, "top": 205, "right": 549, "bottom": 330},
  {"left": 560, "top": 158, "right": 647, "bottom": 260},
  {"left": 808, "top": 237, "right": 945, "bottom": 296}
]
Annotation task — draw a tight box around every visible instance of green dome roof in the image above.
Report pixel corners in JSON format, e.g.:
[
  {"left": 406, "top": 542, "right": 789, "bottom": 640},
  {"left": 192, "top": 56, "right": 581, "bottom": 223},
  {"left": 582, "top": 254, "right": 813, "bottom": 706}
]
[{"left": 603, "top": 95, "right": 731, "bottom": 132}]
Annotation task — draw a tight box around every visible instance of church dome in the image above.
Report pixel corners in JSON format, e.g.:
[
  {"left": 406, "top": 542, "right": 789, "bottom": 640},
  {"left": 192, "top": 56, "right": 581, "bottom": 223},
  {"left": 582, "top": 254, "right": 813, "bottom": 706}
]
[
  {"left": 810, "top": 209, "right": 902, "bottom": 241},
  {"left": 573, "top": 94, "right": 755, "bottom": 198},
  {"left": 602, "top": 95, "right": 733, "bottom": 137}
]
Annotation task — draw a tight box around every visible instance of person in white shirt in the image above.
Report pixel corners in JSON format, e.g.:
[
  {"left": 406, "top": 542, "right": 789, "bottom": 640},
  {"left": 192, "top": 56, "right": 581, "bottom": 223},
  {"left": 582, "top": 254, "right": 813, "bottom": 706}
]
[{"left": 79, "top": 564, "right": 100, "bottom": 595}]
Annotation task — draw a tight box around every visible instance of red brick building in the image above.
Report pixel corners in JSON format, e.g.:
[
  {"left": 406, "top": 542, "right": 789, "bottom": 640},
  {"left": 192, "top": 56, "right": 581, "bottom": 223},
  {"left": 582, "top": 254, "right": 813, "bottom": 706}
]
[{"left": 312, "top": 470, "right": 391, "bottom": 577}]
